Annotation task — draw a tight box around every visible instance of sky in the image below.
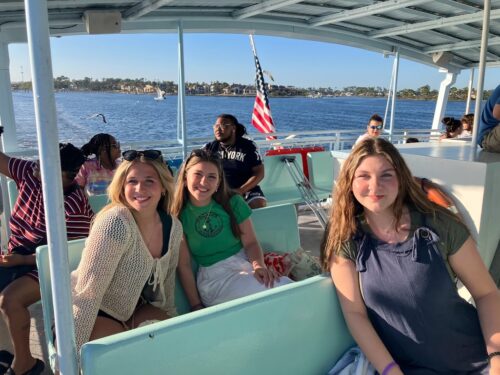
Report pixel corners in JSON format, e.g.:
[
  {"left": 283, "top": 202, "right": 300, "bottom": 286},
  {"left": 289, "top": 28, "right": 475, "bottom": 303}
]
[{"left": 8, "top": 33, "right": 500, "bottom": 90}]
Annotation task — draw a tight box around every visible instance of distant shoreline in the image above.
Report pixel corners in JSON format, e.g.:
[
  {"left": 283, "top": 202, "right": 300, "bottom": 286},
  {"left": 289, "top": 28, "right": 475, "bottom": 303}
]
[{"left": 12, "top": 89, "right": 473, "bottom": 101}]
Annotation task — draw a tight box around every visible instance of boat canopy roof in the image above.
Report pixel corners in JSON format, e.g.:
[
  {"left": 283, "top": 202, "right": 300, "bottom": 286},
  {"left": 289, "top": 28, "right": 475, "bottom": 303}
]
[{"left": 0, "top": 0, "right": 498, "bottom": 73}]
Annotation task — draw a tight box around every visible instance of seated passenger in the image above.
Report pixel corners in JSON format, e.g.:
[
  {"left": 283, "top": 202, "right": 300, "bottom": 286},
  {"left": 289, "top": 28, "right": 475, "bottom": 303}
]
[
  {"left": 71, "top": 150, "right": 183, "bottom": 355},
  {"left": 76, "top": 133, "right": 121, "bottom": 195},
  {"left": 204, "top": 114, "right": 266, "bottom": 209},
  {"left": 459, "top": 113, "right": 474, "bottom": 138},
  {"left": 478, "top": 84, "right": 500, "bottom": 152},
  {"left": 321, "top": 138, "right": 500, "bottom": 374},
  {"left": 354, "top": 114, "right": 383, "bottom": 146},
  {"left": 440, "top": 117, "right": 463, "bottom": 139},
  {"left": 173, "top": 149, "right": 292, "bottom": 309},
  {"left": 405, "top": 137, "right": 419, "bottom": 143},
  {"left": 0, "top": 138, "right": 93, "bottom": 375}
]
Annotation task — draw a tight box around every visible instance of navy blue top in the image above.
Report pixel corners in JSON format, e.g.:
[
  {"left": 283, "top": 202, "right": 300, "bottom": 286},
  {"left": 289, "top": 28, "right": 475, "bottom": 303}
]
[
  {"left": 204, "top": 137, "right": 262, "bottom": 189},
  {"left": 354, "top": 211, "right": 488, "bottom": 373}
]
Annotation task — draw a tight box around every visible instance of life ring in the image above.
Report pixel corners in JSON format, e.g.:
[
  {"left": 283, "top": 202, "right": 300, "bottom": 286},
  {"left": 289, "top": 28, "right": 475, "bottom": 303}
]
[{"left": 415, "top": 177, "right": 459, "bottom": 214}]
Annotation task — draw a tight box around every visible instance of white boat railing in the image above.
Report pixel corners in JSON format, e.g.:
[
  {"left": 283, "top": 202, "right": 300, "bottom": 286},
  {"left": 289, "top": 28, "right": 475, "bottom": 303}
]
[{"left": 0, "top": 127, "right": 442, "bottom": 164}]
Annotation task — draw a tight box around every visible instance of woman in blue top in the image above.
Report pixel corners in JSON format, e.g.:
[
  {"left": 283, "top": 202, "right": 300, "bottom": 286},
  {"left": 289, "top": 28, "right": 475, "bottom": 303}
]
[
  {"left": 173, "top": 149, "right": 291, "bottom": 310},
  {"left": 321, "top": 138, "right": 500, "bottom": 374}
]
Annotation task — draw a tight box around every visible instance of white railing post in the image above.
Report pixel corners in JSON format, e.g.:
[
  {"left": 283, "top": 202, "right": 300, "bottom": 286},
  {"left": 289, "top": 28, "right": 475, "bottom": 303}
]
[
  {"left": 471, "top": 0, "right": 491, "bottom": 153},
  {"left": 465, "top": 68, "right": 474, "bottom": 114},
  {"left": 177, "top": 20, "right": 188, "bottom": 160},
  {"left": 0, "top": 42, "right": 17, "bottom": 244},
  {"left": 431, "top": 69, "right": 457, "bottom": 130},
  {"left": 388, "top": 50, "right": 399, "bottom": 141},
  {"left": 24, "top": 1, "right": 78, "bottom": 374}
]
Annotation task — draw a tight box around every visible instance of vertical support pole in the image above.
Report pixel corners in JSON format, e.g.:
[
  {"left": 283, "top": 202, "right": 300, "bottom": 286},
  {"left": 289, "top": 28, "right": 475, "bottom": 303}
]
[
  {"left": 383, "top": 63, "right": 394, "bottom": 128},
  {"left": 24, "top": 1, "right": 78, "bottom": 374},
  {"left": 465, "top": 68, "right": 474, "bottom": 114},
  {"left": 0, "top": 43, "right": 18, "bottom": 152},
  {"left": 388, "top": 50, "right": 399, "bottom": 141},
  {"left": 471, "top": 0, "right": 491, "bottom": 152},
  {"left": 431, "top": 70, "right": 457, "bottom": 130},
  {"left": 0, "top": 42, "right": 17, "bottom": 243},
  {"left": 177, "top": 20, "right": 187, "bottom": 160}
]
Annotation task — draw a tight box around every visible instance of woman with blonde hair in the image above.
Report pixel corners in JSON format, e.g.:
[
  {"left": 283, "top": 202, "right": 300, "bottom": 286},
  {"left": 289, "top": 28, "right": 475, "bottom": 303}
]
[
  {"left": 173, "top": 149, "right": 291, "bottom": 310},
  {"left": 321, "top": 138, "right": 500, "bottom": 374},
  {"left": 71, "top": 150, "right": 184, "bottom": 355}
]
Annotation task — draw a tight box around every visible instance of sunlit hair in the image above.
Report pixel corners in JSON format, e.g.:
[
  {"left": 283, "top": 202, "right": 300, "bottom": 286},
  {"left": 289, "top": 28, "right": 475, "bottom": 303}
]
[
  {"left": 320, "top": 137, "right": 459, "bottom": 270},
  {"left": 461, "top": 113, "right": 474, "bottom": 131},
  {"left": 95, "top": 156, "right": 174, "bottom": 222},
  {"left": 172, "top": 149, "right": 241, "bottom": 238}
]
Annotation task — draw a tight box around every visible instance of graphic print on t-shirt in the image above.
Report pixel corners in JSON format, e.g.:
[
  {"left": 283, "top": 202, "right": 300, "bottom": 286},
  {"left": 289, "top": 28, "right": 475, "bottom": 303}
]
[{"left": 195, "top": 212, "right": 223, "bottom": 237}]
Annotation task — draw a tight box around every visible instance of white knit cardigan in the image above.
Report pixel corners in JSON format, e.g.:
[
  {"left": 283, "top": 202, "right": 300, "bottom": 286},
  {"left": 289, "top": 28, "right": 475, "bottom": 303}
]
[{"left": 71, "top": 205, "right": 182, "bottom": 353}]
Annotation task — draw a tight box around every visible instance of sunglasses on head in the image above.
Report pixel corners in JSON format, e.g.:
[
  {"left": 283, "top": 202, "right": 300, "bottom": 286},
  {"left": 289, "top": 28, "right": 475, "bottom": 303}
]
[
  {"left": 369, "top": 125, "right": 383, "bottom": 130},
  {"left": 122, "top": 150, "right": 163, "bottom": 161}
]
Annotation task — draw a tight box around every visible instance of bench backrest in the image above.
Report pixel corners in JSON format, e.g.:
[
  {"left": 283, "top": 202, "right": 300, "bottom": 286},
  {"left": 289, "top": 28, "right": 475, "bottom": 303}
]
[
  {"left": 81, "top": 275, "right": 354, "bottom": 375},
  {"left": 259, "top": 153, "right": 305, "bottom": 205},
  {"left": 36, "top": 238, "right": 87, "bottom": 370},
  {"left": 251, "top": 203, "right": 300, "bottom": 253},
  {"left": 7, "top": 179, "right": 18, "bottom": 211},
  {"left": 307, "top": 150, "right": 335, "bottom": 193},
  {"left": 88, "top": 194, "right": 109, "bottom": 214}
]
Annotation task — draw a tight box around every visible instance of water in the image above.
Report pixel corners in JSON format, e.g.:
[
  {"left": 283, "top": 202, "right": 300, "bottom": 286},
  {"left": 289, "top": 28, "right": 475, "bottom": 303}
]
[{"left": 12, "top": 91, "right": 473, "bottom": 148}]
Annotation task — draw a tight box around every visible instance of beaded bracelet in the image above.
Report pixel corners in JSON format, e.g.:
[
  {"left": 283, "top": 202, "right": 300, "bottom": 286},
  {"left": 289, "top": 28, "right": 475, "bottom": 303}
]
[
  {"left": 381, "top": 361, "right": 398, "bottom": 375},
  {"left": 489, "top": 352, "right": 500, "bottom": 363}
]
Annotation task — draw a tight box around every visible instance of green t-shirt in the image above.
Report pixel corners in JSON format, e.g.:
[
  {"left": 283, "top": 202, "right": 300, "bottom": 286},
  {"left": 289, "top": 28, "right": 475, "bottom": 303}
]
[
  {"left": 180, "top": 194, "right": 252, "bottom": 267},
  {"left": 339, "top": 208, "right": 469, "bottom": 280}
]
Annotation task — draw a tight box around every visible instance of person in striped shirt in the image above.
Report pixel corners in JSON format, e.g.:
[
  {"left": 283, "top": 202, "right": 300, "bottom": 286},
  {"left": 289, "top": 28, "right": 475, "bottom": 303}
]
[{"left": 0, "top": 139, "right": 93, "bottom": 375}]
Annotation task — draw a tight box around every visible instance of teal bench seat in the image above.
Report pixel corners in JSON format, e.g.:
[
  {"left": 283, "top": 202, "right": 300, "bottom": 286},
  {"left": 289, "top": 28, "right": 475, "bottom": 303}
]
[
  {"left": 251, "top": 203, "right": 300, "bottom": 253},
  {"left": 81, "top": 275, "right": 354, "bottom": 375},
  {"left": 260, "top": 153, "right": 306, "bottom": 206},
  {"left": 36, "top": 203, "right": 304, "bottom": 371},
  {"left": 307, "top": 150, "right": 335, "bottom": 199}
]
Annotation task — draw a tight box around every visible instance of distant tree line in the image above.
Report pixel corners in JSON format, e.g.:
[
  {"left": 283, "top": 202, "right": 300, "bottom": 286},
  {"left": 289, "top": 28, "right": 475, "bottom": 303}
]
[{"left": 11, "top": 77, "right": 491, "bottom": 100}]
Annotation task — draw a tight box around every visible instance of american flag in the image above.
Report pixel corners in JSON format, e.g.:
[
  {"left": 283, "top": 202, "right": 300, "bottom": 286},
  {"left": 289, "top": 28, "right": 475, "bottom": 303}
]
[{"left": 251, "top": 52, "right": 276, "bottom": 139}]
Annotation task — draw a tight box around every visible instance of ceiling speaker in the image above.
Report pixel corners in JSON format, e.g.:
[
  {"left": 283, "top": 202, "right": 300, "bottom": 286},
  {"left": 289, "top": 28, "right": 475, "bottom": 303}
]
[
  {"left": 432, "top": 51, "right": 452, "bottom": 66},
  {"left": 84, "top": 11, "right": 122, "bottom": 34}
]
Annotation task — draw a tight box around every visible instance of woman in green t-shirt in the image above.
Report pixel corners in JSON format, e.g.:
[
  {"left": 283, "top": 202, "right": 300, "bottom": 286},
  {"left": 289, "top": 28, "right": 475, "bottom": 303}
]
[{"left": 173, "top": 149, "right": 292, "bottom": 310}]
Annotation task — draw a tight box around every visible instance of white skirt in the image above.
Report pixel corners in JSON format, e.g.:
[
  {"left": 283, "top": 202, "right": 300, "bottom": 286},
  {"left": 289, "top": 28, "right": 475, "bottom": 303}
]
[{"left": 197, "top": 250, "right": 293, "bottom": 307}]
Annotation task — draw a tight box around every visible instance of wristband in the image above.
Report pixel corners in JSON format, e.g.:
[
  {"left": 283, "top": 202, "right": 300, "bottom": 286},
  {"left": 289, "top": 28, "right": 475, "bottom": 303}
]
[
  {"left": 381, "top": 361, "right": 397, "bottom": 375},
  {"left": 489, "top": 352, "right": 500, "bottom": 363},
  {"left": 190, "top": 303, "right": 204, "bottom": 312}
]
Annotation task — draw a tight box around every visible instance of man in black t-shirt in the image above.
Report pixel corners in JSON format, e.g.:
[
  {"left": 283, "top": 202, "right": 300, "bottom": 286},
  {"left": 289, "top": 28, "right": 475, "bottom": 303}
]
[{"left": 205, "top": 114, "right": 266, "bottom": 209}]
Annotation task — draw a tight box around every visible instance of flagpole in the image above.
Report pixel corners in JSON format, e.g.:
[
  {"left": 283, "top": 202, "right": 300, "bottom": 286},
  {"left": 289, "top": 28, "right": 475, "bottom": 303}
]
[{"left": 249, "top": 34, "right": 257, "bottom": 57}]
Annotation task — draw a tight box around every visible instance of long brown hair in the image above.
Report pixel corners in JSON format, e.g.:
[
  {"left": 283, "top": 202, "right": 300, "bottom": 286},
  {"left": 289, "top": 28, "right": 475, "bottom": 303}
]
[
  {"left": 172, "top": 149, "right": 241, "bottom": 238},
  {"left": 320, "top": 138, "right": 459, "bottom": 270}
]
